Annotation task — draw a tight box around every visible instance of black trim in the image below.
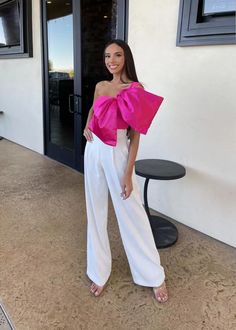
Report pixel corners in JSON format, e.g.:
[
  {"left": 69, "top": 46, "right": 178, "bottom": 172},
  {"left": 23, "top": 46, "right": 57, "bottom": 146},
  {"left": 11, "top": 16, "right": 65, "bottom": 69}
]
[
  {"left": 177, "top": 0, "right": 236, "bottom": 46},
  {"left": 125, "top": 0, "right": 129, "bottom": 41},
  {"left": 40, "top": 0, "right": 46, "bottom": 155},
  {"left": 116, "top": 0, "right": 126, "bottom": 39},
  {"left": 73, "top": 0, "right": 83, "bottom": 171}
]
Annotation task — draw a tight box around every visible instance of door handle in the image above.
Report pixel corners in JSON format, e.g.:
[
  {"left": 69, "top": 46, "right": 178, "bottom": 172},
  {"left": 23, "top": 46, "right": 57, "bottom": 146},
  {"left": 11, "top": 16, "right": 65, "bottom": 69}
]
[
  {"left": 68, "top": 94, "right": 74, "bottom": 113},
  {"left": 74, "top": 94, "right": 82, "bottom": 115},
  {"left": 68, "top": 94, "right": 82, "bottom": 114}
]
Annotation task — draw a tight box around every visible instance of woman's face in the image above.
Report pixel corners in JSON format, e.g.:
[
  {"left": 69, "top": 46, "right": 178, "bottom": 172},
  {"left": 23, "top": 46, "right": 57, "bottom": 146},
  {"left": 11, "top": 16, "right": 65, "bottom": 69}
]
[{"left": 104, "top": 43, "right": 125, "bottom": 75}]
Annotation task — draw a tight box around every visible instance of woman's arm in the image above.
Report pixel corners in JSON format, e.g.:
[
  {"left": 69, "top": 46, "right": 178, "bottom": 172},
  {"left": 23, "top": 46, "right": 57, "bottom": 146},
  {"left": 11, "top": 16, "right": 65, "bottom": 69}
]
[
  {"left": 121, "top": 83, "right": 144, "bottom": 198},
  {"left": 83, "top": 83, "right": 100, "bottom": 141},
  {"left": 121, "top": 129, "right": 140, "bottom": 200}
]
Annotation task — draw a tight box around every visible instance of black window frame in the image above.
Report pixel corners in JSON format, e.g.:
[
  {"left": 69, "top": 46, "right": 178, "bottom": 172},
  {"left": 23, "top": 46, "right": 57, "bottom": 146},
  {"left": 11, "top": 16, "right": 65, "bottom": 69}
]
[
  {"left": 177, "top": 0, "right": 236, "bottom": 46},
  {"left": 0, "top": 0, "right": 32, "bottom": 58}
]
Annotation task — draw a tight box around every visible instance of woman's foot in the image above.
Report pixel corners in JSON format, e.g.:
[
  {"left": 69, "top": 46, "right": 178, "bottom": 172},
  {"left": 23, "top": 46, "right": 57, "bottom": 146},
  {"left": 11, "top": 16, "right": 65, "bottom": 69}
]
[
  {"left": 90, "top": 282, "right": 106, "bottom": 297},
  {"left": 153, "top": 281, "right": 168, "bottom": 303}
]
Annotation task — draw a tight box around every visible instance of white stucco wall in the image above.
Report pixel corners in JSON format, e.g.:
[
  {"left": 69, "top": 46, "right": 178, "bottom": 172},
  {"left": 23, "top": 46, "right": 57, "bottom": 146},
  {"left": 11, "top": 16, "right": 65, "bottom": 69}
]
[
  {"left": 0, "top": 0, "right": 44, "bottom": 153},
  {"left": 129, "top": 0, "right": 236, "bottom": 247}
]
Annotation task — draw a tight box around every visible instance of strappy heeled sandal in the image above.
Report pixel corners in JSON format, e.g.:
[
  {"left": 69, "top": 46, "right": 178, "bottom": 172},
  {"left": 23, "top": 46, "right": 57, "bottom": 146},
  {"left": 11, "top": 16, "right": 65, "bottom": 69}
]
[
  {"left": 153, "top": 281, "right": 168, "bottom": 303},
  {"left": 90, "top": 282, "right": 107, "bottom": 297}
]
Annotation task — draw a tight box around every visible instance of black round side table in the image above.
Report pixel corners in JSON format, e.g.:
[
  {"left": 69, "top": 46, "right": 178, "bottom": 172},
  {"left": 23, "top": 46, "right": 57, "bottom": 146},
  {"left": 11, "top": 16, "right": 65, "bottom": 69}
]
[{"left": 135, "top": 159, "right": 186, "bottom": 249}]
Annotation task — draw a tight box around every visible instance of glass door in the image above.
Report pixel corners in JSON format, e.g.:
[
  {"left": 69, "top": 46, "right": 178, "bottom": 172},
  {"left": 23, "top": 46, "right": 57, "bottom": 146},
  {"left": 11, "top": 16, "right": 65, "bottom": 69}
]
[{"left": 42, "top": 0, "right": 127, "bottom": 172}]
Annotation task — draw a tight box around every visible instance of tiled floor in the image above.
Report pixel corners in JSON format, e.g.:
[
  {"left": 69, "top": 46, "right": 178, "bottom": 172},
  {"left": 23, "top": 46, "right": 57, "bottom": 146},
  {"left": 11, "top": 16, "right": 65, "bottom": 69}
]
[{"left": 0, "top": 139, "right": 235, "bottom": 330}]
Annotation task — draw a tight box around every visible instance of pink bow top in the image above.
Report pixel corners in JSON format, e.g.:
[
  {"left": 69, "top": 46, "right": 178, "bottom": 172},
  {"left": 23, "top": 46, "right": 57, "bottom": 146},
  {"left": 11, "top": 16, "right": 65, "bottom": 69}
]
[{"left": 88, "top": 82, "right": 164, "bottom": 146}]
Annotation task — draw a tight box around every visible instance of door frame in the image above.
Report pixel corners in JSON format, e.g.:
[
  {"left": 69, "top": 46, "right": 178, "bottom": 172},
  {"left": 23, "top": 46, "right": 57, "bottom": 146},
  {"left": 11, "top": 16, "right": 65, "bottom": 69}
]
[
  {"left": 41, "top": 0, "right": 81, "bottom": 170},
  {"left": 41, "top": 0, "right": 129, "bottom": 173}
]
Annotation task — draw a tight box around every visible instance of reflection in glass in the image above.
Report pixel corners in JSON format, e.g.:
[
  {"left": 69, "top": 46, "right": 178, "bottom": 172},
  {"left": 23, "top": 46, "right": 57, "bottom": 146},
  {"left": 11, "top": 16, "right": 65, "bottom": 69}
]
[
  {"left": 0, "top": 0, "right": 20, "bottom": 48},
  {"left": 47, "top": 0, "right": 74, "bottom": 150},
  {"left": 81, "top": 0, "right": 118, "bottom": 152}
]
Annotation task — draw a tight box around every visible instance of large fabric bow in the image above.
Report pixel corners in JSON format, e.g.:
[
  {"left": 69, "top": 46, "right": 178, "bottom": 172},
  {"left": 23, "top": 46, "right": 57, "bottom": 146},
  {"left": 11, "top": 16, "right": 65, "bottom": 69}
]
[{"left": 88, "top": 85, "right": 164, "bottom": 146}]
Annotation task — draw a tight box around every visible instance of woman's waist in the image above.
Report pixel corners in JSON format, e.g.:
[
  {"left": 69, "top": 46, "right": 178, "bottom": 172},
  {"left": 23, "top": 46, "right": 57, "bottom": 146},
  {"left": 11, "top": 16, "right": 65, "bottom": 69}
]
[
  {"left": 117, "top": 114, "right": 129, "bottom": 129},
  {"left": 117, "top": 123, "right": 129, "bottom": 129}
]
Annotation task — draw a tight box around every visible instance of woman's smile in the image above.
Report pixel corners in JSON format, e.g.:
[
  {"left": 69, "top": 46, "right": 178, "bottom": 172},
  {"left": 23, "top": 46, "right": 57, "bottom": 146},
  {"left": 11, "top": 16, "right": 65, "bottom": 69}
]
[{"left": 109, "top": 65, "right": 118, "bottom": 69}]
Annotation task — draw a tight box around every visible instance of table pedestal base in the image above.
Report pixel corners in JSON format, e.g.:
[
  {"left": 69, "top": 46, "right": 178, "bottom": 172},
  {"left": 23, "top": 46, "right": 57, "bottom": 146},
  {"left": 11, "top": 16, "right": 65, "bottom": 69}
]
[{"left": 149, "top": 216, "right": 178, "bottom": 249}]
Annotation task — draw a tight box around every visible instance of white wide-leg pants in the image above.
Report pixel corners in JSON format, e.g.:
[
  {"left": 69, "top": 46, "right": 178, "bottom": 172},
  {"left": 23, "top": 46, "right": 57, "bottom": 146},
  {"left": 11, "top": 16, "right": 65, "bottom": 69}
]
[{"left": 84, "top": 129, "right": 165, "bottom": 287}]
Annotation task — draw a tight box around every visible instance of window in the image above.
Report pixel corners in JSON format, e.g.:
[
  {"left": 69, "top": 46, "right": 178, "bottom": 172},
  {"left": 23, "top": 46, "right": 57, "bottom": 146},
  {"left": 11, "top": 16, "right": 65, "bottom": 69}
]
[
  {"left": 0, "top": 0, "right": 32, "bottom": 58},
  {"left": 177, "top": 0, "right": 236, "bottom": 46}
]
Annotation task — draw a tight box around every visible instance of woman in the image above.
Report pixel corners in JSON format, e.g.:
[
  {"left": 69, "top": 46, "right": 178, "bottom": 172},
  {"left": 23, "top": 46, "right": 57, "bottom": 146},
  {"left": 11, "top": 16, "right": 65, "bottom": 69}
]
[{"left": 83, "top": 39, "right": 168, "bottom": 303}]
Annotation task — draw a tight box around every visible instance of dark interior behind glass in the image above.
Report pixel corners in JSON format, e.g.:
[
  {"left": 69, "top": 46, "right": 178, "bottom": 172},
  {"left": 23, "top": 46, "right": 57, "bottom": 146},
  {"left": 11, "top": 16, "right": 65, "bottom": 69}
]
[{"left": 0, "top": 0, "right": 20, "bottom": 48}]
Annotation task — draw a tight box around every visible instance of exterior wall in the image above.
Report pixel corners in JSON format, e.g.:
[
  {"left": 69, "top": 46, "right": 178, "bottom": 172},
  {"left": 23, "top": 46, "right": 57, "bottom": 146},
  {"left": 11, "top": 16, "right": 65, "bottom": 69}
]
[
  {"left": 129, "top": 0, "right": 236, "bottom": 247},
  {"left": 0, "top": 0, "right": 44, "bottom": 153}
]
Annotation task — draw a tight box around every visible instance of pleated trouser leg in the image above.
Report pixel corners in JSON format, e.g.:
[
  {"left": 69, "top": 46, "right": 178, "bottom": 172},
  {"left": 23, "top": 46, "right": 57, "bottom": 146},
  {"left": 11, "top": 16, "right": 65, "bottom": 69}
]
[{"left": 84, "top": 130, "right": 165, "bottom": 287}]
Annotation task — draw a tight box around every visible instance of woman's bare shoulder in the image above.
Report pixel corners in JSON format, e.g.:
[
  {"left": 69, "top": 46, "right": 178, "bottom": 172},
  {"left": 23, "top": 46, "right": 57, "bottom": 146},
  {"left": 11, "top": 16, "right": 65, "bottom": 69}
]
[
  {"left": 95, "top": 81, "right": 110, "bottom": 92},
  {"left": 133, "top": 82, "right": 144, "bottom": 89}
]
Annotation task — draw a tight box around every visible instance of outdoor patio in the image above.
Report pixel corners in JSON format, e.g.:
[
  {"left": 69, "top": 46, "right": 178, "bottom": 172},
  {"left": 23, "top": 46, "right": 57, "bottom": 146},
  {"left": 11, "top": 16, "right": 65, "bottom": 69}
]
[{"left": 0, "top": 138, "right": 235, "bottom": 330}]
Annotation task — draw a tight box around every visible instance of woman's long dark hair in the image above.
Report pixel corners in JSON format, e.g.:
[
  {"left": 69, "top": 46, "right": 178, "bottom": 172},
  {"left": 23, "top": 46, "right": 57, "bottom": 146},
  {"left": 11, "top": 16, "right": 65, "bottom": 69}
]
[{"left": 103, "top": 39, "right": 139, "bottom": 84}]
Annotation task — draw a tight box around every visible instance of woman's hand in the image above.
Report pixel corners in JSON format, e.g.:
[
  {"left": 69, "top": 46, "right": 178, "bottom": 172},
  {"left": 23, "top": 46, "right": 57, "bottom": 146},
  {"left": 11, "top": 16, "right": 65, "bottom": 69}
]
[
  {"left": 83, "top": 126, "right": 93, "bottom": 142},
  {"left": 121, "top": 174, "right": 133, "bottom": 200}
]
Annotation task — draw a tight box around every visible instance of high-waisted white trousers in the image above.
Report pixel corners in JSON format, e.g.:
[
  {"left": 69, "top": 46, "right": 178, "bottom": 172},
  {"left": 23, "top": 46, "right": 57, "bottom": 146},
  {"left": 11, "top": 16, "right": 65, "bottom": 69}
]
[{"left": 84, "top": 129, "right": 165, "bottom": 287}]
